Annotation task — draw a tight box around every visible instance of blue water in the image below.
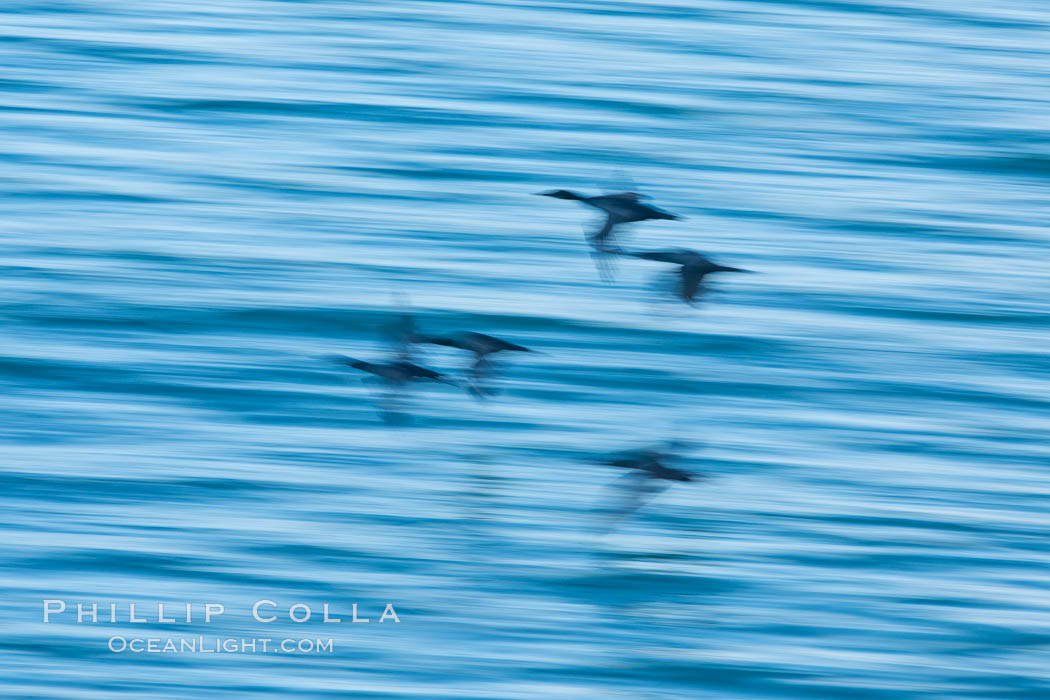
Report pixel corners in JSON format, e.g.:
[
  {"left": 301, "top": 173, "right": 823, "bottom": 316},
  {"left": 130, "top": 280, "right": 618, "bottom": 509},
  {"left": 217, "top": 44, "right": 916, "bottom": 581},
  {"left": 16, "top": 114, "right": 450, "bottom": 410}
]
[{"left": 3, "top": 1, "right": 1050, "bottom": 697}]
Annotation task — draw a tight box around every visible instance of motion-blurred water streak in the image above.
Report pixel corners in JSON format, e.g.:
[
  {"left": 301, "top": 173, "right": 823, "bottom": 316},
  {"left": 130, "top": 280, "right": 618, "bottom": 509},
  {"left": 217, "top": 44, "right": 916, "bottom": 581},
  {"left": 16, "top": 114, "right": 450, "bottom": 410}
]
[{"left": 2, "top": 1, "right": 1049, "bottom": 697}]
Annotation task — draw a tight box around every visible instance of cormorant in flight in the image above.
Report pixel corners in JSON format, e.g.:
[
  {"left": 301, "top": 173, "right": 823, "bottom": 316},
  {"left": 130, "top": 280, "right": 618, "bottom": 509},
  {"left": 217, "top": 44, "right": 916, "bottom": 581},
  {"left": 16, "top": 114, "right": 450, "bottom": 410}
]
[
  {"left": 621, "top": 249, "right": 750, "bottom": 304},
  {"left": 328, "top": 354, "right": 455, "bottom": 421},
  {"left": 416, "top": 332, "right": 531, "bottom": 398},
  {"left": 595, "top": 440, "right": 704, "bottom": 531},
  {"left": 329, "top": 356, "right": 453, "bottom": 386},
  {"left": 538, "top": 189, "right": 680, "bottom": 280}
]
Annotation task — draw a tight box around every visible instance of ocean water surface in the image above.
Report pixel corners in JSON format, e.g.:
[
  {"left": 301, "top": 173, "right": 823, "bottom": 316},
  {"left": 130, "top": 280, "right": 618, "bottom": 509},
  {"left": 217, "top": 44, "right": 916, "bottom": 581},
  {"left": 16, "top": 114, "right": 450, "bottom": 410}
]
[{"left": 2, "top": 0, "right": 1050, "bottom": 697}]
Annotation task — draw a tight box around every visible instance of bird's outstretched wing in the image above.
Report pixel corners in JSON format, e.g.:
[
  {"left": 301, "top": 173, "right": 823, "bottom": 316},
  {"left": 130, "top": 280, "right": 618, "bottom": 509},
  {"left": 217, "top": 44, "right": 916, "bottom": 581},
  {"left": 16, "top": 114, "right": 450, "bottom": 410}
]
[
  {"left": 679, "top": 266, "right": 705, "bottom": 303},
  {"left": 587, "top": 216, "right": 628, "bottom": 282},
  {"left": 599, "top": 471, "right": 668, "bottom": 533},
  {"left": 601, "top": 168, "right": 640, "bottom": 197},
  {"left": 587, "top": 215, "right": 617, "bottom": 249},
  {"left": 384, "top": 296, "right": 420, "bottom": 362},
  {"left": 464, "top": 355, "right": 494, "bottom": 400}
]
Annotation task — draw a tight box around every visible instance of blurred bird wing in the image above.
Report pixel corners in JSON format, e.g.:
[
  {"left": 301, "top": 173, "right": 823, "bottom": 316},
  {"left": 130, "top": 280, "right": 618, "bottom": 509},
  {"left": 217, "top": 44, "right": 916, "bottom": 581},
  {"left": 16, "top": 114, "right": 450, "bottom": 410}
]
[
  {"left": 589, "top": 247, "right": 618, "bottom": 283},
  {"left": 384, "top": 297, "right": 420, "bottom": 361},
  {"left": 600, "top": 169, "right": 642, "bottom": 197},
  {"left": 588, "top": 215, "right": 618, "bottom": 248},
  {"left": 601, "top": 472, "right": 667, "bottom": 531},
  {"left": 679, "top": 265, "right": 705, "bottom": 302}
]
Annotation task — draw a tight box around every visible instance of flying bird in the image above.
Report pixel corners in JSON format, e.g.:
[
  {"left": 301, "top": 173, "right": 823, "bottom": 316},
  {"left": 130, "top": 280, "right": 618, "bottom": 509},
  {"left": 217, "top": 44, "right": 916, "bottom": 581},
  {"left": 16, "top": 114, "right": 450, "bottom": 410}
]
[
  {"left": 604, "top": 447, "right": 696, "bottom": 483},
  {"left": 329, "top": 355, "right": 454, "bottom": 386},
  {"left": 537, "top": 189, "right": 680, "bottom": 280},
  {"left": 327, "top": 354, "right": 455, "bottom": 422},
  {"left": 416, "top": 332, "right": 531, "bottom": 398},
  {"left": 596, "top": 441, "right": 704, "bottom": 531},
  {"left": 621, "top": 249, "right": 750, "bottom": 304}
]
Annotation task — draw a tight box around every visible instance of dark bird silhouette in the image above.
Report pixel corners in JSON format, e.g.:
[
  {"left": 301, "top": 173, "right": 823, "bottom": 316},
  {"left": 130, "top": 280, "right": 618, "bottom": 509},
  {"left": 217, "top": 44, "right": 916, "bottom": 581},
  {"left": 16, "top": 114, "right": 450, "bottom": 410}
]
[
  {"left": 328, "top": 354, "right": 455, "bottom": 421},
  {"left": 417, "top": 332, "right": 531, "bottom": 398},
  {"left": 329, "top": 355, "right": 454, "bottom": 385},
  {"left": 596, "top": 441, "right": 704, "bottom": 530},
  {"left": 419, "top": 332, "right": 530, "bottom": 357},
  {"left": 604, "top": 449, "right": 695, "bottom": 482},
  {"left": 537, "top": 189, "right": 680, "bottom": 280},
  {"left": 622, "top": 249, "right": 750, "bottom": 304}
]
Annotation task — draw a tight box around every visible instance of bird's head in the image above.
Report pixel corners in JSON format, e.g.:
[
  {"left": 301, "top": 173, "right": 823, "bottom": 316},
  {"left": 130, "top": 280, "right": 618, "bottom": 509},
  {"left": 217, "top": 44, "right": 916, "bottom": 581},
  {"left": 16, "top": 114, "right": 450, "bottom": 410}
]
[{"left": 536, "top": 189, "right": 581, "bottom": 200}]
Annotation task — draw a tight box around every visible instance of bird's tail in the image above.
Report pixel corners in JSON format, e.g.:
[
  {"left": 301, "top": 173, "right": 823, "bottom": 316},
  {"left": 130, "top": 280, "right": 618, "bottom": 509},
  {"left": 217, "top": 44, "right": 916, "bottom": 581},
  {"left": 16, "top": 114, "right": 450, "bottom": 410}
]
[{"left": 714, "top": 265, "right": 751, "bottom": 273}]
